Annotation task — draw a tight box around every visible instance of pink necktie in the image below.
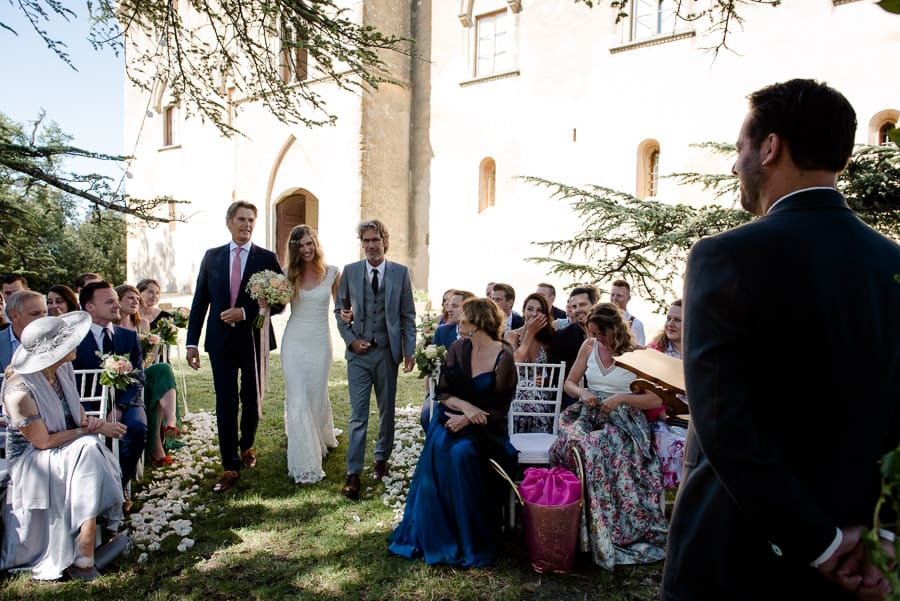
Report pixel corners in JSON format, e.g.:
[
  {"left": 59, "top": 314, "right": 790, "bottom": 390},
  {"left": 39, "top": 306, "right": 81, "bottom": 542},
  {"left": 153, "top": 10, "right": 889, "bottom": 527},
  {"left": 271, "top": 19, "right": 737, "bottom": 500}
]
[{"left": 230, "top": 246, "right": 243, "bottom": 307}]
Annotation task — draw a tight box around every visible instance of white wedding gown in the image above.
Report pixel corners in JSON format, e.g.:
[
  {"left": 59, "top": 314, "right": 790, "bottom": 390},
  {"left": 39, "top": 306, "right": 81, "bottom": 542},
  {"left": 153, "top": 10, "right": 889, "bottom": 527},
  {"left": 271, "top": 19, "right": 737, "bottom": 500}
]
[{"left": 281, "top": 265, "right": 340, "bottom": 483}]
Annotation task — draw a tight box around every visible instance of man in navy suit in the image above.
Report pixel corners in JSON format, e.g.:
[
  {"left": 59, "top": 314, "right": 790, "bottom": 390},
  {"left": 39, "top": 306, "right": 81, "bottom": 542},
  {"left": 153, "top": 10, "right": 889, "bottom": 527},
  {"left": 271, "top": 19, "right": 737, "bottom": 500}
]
[
  {"left": 335, "top": 219, "right": 416, "bottom": 498},
  {"left": 74, "top": 281, "right": 146, "bottom": 508},
  {"left": 186, "top": 201, "right": 283, "bottom": 494},
  {"left": 490, "top": 283, "right": 524, "bottom": 332},
  {"left": 663, "top": 79, "right": 900, "bottom": 601}
]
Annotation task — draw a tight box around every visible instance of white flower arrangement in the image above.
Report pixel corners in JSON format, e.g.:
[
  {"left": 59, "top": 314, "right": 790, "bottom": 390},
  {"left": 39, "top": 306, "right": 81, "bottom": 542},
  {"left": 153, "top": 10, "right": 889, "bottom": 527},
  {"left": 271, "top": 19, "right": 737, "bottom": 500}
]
[{"left": 381, "top": 403, "right": 426, "bottom": 525}]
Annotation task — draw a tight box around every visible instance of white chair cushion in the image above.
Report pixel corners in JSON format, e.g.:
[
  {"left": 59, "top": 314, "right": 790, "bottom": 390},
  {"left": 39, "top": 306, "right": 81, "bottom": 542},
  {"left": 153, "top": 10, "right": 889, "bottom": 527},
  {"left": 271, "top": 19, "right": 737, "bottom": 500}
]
[{"left": 511, "top": 432, "right": 556, "bottom": 464}]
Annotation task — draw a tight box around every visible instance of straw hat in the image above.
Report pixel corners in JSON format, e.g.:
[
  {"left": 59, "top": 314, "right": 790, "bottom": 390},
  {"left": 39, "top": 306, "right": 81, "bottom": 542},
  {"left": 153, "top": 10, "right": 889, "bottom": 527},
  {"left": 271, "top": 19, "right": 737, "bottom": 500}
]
[{"left": 10, "top": 312, "right": 92, "bottom": 374}]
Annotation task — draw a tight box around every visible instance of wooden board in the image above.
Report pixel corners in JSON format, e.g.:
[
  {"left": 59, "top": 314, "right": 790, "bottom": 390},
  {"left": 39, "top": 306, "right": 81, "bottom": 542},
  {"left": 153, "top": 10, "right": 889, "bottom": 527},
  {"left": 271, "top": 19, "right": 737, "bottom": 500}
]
[{"left": 616, "top": 349, "right": 686, "bottom": 395}]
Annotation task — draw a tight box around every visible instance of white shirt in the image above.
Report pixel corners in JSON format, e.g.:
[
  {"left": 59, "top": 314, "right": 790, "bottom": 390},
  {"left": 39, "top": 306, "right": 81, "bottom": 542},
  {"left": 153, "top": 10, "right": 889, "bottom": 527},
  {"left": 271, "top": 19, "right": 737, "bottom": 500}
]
[
  {"left": 624, "top": 311, "right": 646, "bottom": 345},
  {"left": 766, "top": 186, "right": 836, "bottom": 215},
  {"left": 367, "top": 261, "right": 385, "bottom": 287},
  {"left": 90, "top": 322, "right": 115, "bottom": 351},
  {"left": 229, "top": 241, "right": 252, "bottom": 279}
]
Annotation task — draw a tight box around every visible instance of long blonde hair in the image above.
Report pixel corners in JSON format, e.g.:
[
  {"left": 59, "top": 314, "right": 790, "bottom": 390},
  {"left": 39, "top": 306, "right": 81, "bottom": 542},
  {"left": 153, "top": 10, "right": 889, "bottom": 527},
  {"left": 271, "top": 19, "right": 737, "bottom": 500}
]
[{"left": 286, "top": 224, "right": 327, "bottom": 290}]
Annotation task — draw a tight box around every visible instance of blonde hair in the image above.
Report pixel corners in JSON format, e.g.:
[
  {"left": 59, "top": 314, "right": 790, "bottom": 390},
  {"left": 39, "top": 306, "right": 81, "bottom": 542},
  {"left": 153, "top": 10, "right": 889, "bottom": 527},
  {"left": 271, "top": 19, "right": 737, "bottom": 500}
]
[{"left": 286, "top": 225, "right": 327, "bottom": 291}]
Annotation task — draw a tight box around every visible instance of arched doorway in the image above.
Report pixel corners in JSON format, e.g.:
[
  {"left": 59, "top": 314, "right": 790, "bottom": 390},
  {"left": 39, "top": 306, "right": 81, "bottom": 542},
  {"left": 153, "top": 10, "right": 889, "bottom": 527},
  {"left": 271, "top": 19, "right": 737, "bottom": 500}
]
[{"left": 275, "top": 189, "right": 319, "bottom": 265}]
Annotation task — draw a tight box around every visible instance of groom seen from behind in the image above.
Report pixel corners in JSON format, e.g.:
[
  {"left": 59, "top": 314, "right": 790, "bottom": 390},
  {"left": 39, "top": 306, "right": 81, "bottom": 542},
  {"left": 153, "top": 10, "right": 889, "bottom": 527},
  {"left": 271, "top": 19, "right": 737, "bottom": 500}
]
[
  {"left": 186, "top": 201, "right": 283, "bottom": 494},
  {"left": 336, "top": 219, "right": 416, "bottom": 499}
]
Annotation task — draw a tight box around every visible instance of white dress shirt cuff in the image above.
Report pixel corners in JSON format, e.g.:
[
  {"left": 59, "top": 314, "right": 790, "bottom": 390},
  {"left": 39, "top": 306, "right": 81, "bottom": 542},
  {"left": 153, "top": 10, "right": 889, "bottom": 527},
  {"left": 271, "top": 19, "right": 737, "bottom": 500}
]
[{"left": 810, "top": 528, "right": 843, "bottom": 567}]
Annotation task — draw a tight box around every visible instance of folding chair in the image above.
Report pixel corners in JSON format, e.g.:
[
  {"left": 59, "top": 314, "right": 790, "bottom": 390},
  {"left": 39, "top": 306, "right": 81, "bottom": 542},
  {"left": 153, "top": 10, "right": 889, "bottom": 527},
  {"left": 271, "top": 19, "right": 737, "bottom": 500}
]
[
  {"left": 426, "top": 360, "right": 442, "bottom": 425},
  {"left": 73, "top": 368, "right": 119, "bottom": 458},
  {"left": 505, "top": 361, "right": 566, "bottom": 527}
]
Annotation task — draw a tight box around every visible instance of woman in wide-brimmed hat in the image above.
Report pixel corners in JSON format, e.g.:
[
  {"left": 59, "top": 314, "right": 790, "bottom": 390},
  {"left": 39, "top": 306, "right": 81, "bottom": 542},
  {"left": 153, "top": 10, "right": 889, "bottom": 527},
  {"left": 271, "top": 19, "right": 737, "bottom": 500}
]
[{"left": 0, "top": 312, "right": 127, "bottom": 582}]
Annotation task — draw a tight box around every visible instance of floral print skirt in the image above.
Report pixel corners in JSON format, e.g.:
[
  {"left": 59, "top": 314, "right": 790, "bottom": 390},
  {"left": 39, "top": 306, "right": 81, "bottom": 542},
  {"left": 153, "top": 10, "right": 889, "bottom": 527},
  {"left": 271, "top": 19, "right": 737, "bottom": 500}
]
[{"left": 549, "top": 398, "right": 667, "bottom": 570}]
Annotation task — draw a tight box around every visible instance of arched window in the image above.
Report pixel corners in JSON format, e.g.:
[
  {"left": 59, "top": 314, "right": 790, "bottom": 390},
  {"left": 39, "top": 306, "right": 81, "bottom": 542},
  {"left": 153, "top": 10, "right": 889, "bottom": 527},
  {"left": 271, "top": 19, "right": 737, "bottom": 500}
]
[
  {"left": 162, "top": 104, "right": 179, "bottom": 147},
  {"left": 636, "top": 139, "right": 660, "bottom": 199},
  {"left": 868, "top": 110, "right": 899, "bottom": 145},
  {"left": 878, "top": 121, "right": 896, "bottom": 145},
  {"left": 479, "top": 158, "right": 496, "bottom": 212}
]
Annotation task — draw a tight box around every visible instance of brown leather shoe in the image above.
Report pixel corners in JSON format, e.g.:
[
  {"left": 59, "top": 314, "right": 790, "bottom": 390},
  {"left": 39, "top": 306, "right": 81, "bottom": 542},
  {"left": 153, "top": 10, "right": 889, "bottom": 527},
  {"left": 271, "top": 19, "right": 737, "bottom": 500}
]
[
  {"left": 213, "top": 470, "right": 240, "bottom": 493},
  {"left": 241, "top": 448, "right": 257, "bottom": 468},
  {"left": 373, "top": 460, "right": 389, "bottom": 481},
  {"left": 122, "top": 488, "right": 133, "bottom": 513},
  {"left": 341, "top": 473, "right": 361, "bottom": 499}
]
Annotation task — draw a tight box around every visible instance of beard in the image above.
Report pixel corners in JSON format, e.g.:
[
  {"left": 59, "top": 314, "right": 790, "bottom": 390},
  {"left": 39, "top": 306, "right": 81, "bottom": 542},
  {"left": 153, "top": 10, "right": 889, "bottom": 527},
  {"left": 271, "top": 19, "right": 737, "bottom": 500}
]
[{"left": 739, "top": 152, "right": 765, "bottom": 215}]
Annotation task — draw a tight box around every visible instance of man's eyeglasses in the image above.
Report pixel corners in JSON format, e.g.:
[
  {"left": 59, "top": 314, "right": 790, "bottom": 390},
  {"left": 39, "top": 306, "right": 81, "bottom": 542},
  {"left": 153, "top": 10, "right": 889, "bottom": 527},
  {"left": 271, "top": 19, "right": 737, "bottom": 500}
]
[{"left": 361, "top": 237, "right": 383, "bottom": 246}]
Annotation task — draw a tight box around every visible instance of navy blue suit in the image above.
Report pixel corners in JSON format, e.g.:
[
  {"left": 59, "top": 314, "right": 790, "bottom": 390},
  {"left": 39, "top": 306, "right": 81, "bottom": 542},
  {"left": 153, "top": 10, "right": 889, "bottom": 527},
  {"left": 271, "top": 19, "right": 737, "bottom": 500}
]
[
  {"left": 186, "top": 242, "right": 283, "bottom": 472},
  {"left": 432, "top": 322, "right": 459, "bottom": 349},
  {"left": 74, "top": 325, "right": 147, "bottom": 485},
  {"left": 663, "top": 189, "right": 900, "bottom": 600}
]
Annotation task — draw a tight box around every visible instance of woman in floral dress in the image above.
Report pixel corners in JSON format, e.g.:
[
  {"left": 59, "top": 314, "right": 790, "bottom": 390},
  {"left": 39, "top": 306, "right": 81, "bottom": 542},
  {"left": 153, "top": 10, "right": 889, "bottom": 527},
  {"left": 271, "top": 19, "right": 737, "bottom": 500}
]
[{"left": 548, "top": 303, "right": 667, "bottom": 569}]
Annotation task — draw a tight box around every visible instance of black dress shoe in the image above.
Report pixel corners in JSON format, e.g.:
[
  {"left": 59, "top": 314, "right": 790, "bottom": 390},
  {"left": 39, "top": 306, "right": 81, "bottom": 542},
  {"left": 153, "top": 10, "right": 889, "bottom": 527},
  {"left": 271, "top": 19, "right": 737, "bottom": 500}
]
[
  {"left": 341, "top": 473, "right": 361, "bottom": 499},
  {"left": 373, "top": 460, "right": 389, "bottom": 481}
]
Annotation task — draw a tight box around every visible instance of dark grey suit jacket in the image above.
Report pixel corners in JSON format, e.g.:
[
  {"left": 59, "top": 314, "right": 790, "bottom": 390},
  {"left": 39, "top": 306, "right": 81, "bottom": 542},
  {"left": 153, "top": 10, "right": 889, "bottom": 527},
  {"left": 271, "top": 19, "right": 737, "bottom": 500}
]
[{"left": 663, "top": 189, "right": 900, "bottom": 600}]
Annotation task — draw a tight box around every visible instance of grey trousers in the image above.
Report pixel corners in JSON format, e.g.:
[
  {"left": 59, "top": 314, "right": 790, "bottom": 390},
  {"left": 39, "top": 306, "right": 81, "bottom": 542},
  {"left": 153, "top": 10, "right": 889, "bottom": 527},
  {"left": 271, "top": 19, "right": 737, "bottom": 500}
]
[{"left": 345, "top": 345, "right": 399, "bottom": 475}]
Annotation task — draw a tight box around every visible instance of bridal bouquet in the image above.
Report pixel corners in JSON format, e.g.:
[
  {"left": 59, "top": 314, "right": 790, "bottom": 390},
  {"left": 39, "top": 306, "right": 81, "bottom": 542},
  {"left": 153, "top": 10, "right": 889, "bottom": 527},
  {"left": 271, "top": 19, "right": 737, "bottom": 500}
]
[
  {"left": 246, "top": 270, "right": 293, "bottom": 328},
  {"left": 151, "top": 317, "right": 178, "bottom": 346},
  {"left": 413, "top": 342, "right": 446, "bottom": 379},
  {"left": 95, "top": 351, "right": 139, "bottom": 391}
]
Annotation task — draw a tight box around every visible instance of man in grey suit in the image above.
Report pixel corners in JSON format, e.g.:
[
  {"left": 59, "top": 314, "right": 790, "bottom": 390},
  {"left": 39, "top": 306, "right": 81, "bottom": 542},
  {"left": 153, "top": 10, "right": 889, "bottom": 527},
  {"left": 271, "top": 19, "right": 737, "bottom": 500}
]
[
  {"left": 335, "top": 219, "right": 416, "bottom": 499},
  {"left": 663, "top": 79, "right": 900, "bottom": 601},
  {"left": 0, "top": 291, "right": 48, "bottom": 382}
]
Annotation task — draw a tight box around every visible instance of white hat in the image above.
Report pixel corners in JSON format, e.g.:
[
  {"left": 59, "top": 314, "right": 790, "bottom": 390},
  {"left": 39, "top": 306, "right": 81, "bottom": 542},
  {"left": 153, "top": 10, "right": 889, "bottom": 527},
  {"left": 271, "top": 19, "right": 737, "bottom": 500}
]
[{"left": 10, "top": 312, "right": 92, "bottom": 374}]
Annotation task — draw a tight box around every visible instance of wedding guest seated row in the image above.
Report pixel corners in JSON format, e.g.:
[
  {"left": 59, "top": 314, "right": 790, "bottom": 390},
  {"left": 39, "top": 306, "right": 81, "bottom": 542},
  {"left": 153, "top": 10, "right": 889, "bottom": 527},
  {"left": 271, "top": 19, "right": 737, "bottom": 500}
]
[
  {"left": 423, "top": 289, "right": 475, "bottom": 430},
  {"left": 547, "top": 285, "right": 600, "bottom": 409},
  {"left": 114, "top": 284, "right": 181, "bottom": 467},
  {"left": 549, "top": 302, "right": 667, "bottom": 570},
  {"left": 389, "top": 297, "right": 518, "bottom": 567},
  {"left": 1, "top": 313, "right": 126, "bottom": 581}
]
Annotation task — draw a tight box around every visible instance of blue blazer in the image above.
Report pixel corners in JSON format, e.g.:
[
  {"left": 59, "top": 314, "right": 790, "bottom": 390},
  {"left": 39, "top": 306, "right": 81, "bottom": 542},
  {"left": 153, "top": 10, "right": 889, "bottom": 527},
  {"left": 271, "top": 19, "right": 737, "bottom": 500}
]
[
  {"left": 73, "top": 325, "right": 144, "bottom": 407},
  {"left": 0, "top": 329, "right": 14, "bottom": 384},
  {"left": 432, "top": 323, "right": 459, "bottom": 349},
  {"left": 186, "top": 243, "right": 284, "bottom": 353},
  {"left": 334, "top": 259, "right": 417, "bottom": 364}
]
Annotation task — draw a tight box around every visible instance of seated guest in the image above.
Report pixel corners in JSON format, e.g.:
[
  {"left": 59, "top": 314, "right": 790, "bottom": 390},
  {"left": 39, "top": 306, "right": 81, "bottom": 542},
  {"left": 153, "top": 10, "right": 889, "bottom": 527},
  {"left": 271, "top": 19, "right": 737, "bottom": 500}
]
[
  {"left": 0, "top": 294, "right": 7, "bottom": 331},
  {"left": 137, "top": 278, "right": 171, "bottom": 329},
  {"left": 73, "top": 273, "right": 102, "bottom": 295},
  {"left": 114, "top": 284, "right": 181, "bottom": 467},
  {"left": 490, "top": 283, "right": 523, "bottom": 333},
  {"left": 389, "top": 298, "right": 518, "bottom": 567},
  {"left": 609, "top": 279, "right": 646, "bottom": 345},
  {"left": 1, "top": 275, "right": 28, "bottom": 301},
  {"left": 505, "top": 292, "right": 557, "bottom": 433},
  {"left": 647, "top": 299, "right": 687, "bottom": 488},
  {"left": 422, "top": 289, "right": 475, "bottom": 429},
  {"left": 47, "top": 285, "right": 79, "bottom": 317},
  {"left": 1, "top": 313, "right": 126, "bottom": 581},
  {"left": 536, "top": 283, "right": 567, "bottom": 320},
  {"left": 1, "top": 291, "right": 48, "bottom": 382},
  {"left": 73, "top": 281, "right": 147, "bottom": 510},
  {"left": 437, "top": 288, "right": 454, "bottom": 326},
  {"left": 547, "top": 285, "right": 599, "bottom": 407},
  {"left": 548, "top": 303, "right": 667, "bottom": 569}
]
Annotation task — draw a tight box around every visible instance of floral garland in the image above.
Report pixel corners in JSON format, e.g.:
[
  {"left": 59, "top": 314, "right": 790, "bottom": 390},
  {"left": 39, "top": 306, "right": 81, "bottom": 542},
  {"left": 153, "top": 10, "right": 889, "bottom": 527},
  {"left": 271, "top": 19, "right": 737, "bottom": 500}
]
[
  {"left": 130, "top": 410, "right": 220, "bottom": 560},
  {"left": 381, "top": 404, "right": 426, "bottom": 525}
]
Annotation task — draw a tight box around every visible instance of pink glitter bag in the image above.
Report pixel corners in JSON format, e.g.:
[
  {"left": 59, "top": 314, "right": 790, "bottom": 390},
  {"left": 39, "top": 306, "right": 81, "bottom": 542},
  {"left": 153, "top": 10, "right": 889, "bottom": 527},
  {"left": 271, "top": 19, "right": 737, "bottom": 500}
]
[{"left": 520, "top": 467, "right": 581, "bottom": 506}]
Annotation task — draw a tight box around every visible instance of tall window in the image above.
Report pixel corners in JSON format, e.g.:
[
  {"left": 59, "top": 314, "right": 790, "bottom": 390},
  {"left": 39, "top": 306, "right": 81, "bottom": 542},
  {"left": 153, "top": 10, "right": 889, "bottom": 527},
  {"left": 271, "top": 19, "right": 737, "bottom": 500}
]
[
  {"left": 280, "top": 19, "right": 308, "bottom": 84},
  {"left": 632, "top": 0, "right": 676, "bottom": 41},
  {"left": 879, "top": 121, "right": 896, "bottom": 145},
  {"left": 475, "top": 10, "right": 510, "bottom": 77},
  {"left": 162, "top": 104, "right": 179, "bottom": 147},
  {"left": 479, "top": 158, "right": 496, "bottom": 212},
  {"left": 636, "top": 140, "right": 660, "bottom": 199}
]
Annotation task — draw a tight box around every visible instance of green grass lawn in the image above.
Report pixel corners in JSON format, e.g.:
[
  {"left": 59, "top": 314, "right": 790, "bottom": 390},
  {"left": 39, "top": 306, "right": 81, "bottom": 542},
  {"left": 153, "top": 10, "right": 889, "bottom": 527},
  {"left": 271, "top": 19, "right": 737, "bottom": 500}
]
[{"left": 1, "top": 354, "right": 663, "bottom": 600}]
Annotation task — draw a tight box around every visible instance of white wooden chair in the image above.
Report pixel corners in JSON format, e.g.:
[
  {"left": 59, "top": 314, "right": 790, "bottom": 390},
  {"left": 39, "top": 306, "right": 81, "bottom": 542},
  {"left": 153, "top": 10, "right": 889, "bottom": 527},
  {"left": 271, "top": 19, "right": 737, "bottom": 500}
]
[
  {"left": 505, "top": 361, "right": 565, "bottom": 528},
  {"left": 425, "top": 360, "right": 442, "bottom": 425},
  {"left": 73, "top": 368, "right": 118, "bottom": 457},
  {"left": 508, "top": 361, "right": 566, "bottom": 465}
]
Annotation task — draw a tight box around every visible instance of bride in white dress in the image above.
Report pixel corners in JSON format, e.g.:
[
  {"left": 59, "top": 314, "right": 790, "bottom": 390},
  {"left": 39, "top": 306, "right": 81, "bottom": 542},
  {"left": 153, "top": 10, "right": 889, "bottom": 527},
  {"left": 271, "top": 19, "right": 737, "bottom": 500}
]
[{"left": 281, "top": 225, "right": 341, "bottom": 484}]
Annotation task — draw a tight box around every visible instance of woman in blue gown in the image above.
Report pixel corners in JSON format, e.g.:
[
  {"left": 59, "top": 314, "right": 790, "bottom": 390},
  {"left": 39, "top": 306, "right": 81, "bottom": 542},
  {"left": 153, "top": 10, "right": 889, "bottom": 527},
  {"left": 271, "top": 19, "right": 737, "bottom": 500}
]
[{"left": 389, "top": 297, "right": 518, "bottom": 567}]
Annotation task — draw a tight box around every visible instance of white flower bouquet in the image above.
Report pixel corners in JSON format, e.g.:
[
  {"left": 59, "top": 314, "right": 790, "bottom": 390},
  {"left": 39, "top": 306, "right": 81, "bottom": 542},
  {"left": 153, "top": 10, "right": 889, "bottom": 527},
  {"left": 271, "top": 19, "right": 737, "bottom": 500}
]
[
  {"left": 95, "top": 351, "right": 139, "bottom": 390},
  {"left": 246, "top": 270, "right": 293, "bottom": 328}
]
